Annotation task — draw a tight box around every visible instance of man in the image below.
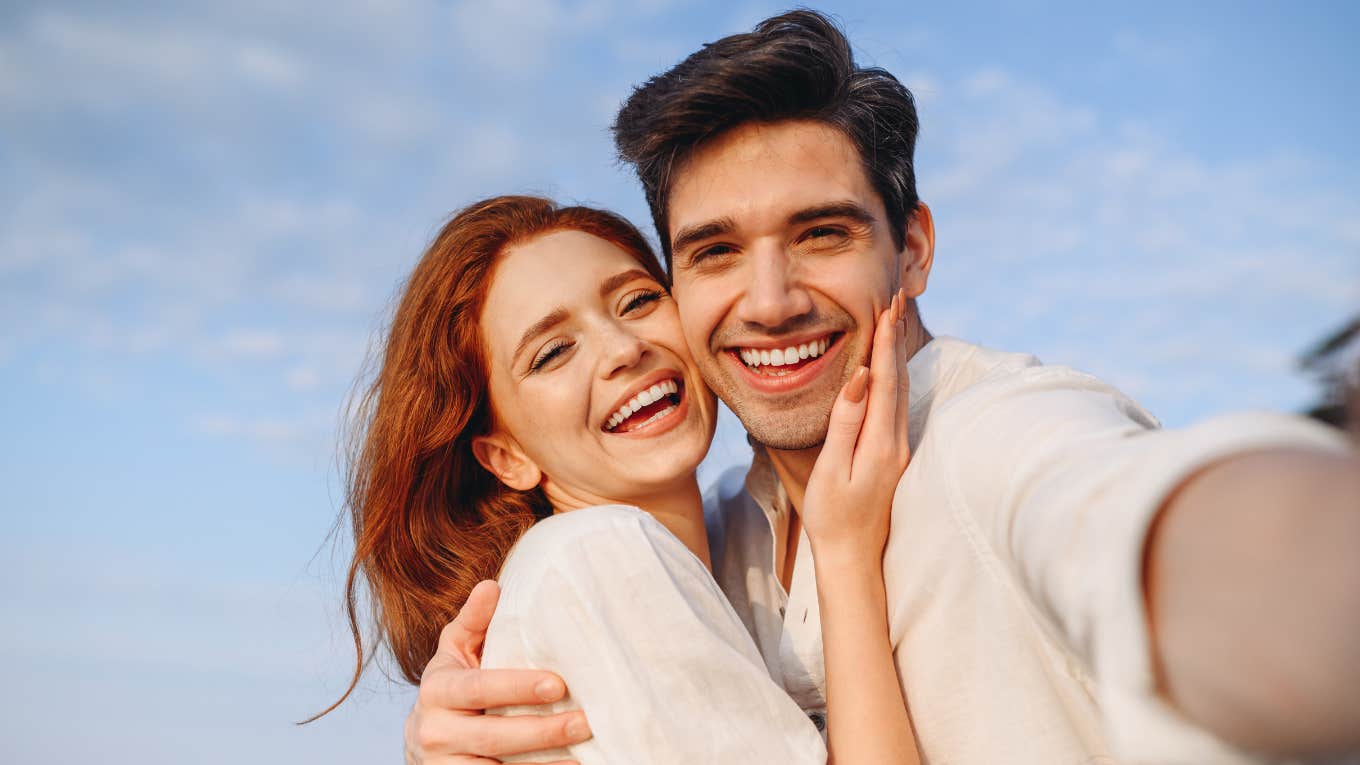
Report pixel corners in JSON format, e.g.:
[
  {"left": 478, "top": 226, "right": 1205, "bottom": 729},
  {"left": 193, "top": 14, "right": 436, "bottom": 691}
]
[{"left": 406, "top": 11, "right": 1360, "bottom": 764}]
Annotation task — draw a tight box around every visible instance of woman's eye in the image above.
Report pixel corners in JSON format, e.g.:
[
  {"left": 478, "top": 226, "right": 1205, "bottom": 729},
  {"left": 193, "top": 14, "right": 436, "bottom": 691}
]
[
  {"left": 530, "top": 341, "right": 571, "bottom": 372},
  {"left": 622, "top": 289, "right": 663, "bottom": 314}
]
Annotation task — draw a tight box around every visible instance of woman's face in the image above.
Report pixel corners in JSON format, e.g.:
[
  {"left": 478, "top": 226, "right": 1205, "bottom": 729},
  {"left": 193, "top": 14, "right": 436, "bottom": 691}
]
[{"left": 477, "top": 229, "right": 717, "bottom": 508}]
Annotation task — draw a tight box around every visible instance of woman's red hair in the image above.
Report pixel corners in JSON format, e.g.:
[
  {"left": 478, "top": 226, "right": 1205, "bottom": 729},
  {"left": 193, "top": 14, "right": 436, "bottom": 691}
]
[{"left": 316, "top": 196, "right": 666, "bottom": 717}]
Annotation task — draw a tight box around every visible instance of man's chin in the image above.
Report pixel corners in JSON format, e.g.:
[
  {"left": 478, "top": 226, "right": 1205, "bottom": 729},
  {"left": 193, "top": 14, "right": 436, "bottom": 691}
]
[{"left": 731, "top": 404, "right": 832, "bottom": 452}]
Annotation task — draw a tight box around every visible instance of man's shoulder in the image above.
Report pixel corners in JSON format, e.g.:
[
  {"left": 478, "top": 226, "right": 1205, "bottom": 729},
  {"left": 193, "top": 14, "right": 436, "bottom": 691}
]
[
  {"left": 926, "top": 337, "right": 1155, "bottom": 427},
  {"left": 923, "top": 336, "right": 1045, "bottom": 400}
]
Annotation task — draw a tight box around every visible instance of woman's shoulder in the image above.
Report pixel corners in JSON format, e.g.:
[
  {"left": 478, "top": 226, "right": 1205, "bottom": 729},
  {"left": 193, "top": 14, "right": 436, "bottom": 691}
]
[{"left": 497, "top": 504, "right": 693, "bottom": 584}]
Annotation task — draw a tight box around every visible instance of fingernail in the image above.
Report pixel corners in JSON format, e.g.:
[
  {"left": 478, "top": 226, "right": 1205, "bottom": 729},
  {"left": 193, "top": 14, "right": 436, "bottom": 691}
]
[
  {"left": 566, "top": 715, "right": 591, "bottom": 740},
  {"left": 844, "top": 366, "right": 870, "bottom": 403},
  {"left": 536, "top": 677, "right": 564, "bottom": 701}
]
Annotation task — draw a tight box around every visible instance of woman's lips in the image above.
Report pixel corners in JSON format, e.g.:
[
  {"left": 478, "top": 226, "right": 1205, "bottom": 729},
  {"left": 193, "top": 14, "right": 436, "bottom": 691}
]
[{"left": 603, "top": 382, "right": 690, "bottom": 438}]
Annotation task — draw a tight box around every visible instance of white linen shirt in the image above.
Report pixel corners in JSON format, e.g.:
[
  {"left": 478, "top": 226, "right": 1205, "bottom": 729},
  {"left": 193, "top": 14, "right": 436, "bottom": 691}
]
[
  {"left": 481, "top": 504, "right": 826, "bottom": 764},
  {"left": 706, "top": 336, "right": 1352, "bottom": 765}
]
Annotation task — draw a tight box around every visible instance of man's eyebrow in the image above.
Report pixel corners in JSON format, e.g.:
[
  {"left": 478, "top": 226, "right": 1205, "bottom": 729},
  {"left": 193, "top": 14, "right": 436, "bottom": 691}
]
[
  {"left": 670, "top": 217, "right": 737, "bottom": 258},
  {"left": 512, "top": 307, "right": 569, "bottom": 366},
  {"left": 788, "top": 201, "right": 876, "bottom": 227},
  {"left": 598, "top": 268, "right": 655, "bottom": 297}
]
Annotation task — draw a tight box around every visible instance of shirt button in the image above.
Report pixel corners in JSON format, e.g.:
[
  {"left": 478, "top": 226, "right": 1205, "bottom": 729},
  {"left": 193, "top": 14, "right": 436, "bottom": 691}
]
[{"left": 808, "top": 711, "right": 826, "bottom": 731}]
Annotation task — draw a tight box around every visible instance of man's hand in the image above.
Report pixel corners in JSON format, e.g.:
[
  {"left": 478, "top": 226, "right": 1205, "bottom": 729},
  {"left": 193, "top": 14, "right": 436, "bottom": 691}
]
[{"left": 405, "top": 580, "right": 592, "bottom": 765}]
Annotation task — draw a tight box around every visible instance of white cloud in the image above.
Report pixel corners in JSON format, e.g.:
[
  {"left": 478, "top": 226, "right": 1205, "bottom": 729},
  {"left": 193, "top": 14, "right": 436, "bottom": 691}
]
[
  {"left": 918, "top": 68, "right": 1358, "bottom": 422},
  {"left": 221, "top": 330, "right": 286, "bottom": 360},
  {"left": 287, "top": 364, "right": 322, "bottom": 392},
  {"left": 450, "top": 0, "right": 615, "bottom": 75}
]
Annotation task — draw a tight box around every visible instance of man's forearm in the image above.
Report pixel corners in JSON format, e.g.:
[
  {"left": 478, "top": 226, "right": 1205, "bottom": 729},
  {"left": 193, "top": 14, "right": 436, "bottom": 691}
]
[{"left": 1144, "top": 448, "right": 1360, "bottom": 756}]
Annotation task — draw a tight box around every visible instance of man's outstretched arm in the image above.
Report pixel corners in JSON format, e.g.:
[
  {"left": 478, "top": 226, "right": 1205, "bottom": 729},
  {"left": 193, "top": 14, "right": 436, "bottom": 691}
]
[
  {"left": 405, "top": 581, "right": 591, "bottom": 765},
  {"left": 1145, "top": 448, "right": 1360, "bottom": 757},
  {"left": 936, "top": 377, "right": 1357, "bottom": 759}
]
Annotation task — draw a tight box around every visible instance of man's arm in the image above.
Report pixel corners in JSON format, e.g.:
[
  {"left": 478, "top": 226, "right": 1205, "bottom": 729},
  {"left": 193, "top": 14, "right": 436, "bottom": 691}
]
[
  {"left": 1145, "top": 448, "right": 1360, "bottom": 757},
  {"left": 405, "top": 580, "right": 591, "bottom": 765},
  {"left": 935, "top": 371, "right": 1357, "bottom": 759}
]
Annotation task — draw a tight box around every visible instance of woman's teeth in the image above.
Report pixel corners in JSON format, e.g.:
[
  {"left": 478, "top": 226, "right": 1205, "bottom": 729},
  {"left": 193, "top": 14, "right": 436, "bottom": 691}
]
[
  {"left": 738, "top": 337, "right": 831, "bottom": 373},
  {"left": 605, "top": 378, "right": 681, "bottom": 432}
]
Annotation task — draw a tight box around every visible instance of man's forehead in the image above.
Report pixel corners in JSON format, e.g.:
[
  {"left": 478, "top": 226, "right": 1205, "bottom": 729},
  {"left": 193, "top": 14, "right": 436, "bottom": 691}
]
[{"left": 667, "top": 120, "right": 876, "bottom": 232}]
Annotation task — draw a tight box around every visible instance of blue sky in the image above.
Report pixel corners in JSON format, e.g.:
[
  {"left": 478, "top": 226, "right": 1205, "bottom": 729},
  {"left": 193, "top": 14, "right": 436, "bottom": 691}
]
[{"left": 2, "top": 1, "right": 1357, "bottom": 761}]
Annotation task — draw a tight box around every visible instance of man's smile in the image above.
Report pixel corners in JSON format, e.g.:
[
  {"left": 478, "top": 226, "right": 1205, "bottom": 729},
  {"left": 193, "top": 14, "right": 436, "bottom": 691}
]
[{"left": 723, "top": 331, "right": 846, "bottom": 392}]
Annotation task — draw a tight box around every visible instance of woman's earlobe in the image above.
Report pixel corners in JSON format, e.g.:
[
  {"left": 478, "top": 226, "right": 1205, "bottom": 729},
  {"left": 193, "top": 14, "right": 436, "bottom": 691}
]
[{"left": 471, "top": 434, "right": 543, "bottom": 492}]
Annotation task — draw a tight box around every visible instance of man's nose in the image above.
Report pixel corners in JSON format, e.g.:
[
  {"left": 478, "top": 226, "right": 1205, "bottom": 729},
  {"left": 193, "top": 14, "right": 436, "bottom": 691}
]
[{"left": 733, "top": 243, "right": 813, "bottom": 328}]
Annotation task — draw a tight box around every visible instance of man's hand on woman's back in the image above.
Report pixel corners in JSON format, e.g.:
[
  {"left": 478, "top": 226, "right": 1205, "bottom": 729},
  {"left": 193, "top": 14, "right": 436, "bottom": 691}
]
[{"left": 404, "top": 580, "right": 592, "bottom": 765}]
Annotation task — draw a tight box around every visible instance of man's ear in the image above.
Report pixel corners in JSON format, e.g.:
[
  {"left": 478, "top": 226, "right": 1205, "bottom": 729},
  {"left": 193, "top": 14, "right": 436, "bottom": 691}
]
[
  {"left": 900, "top": 202, "right": 936, "bottom": 299},
  {"left": 471, "top": 432, "right": 543, "bottom": 492}
]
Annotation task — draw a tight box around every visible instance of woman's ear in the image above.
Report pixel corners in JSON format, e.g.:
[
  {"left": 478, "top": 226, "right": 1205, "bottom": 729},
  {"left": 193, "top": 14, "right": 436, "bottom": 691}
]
[
  {"left": 471, "top": 432, "right": 543, "bottom": 492},
  {"left": 900, "top": 202, "right": 936, "bottom": 299}
]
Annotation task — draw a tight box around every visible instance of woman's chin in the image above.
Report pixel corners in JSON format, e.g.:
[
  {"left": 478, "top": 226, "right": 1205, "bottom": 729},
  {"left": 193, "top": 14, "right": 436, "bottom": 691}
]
[{"left": 604, "top": 426, "right": 711, "bottom": 486}]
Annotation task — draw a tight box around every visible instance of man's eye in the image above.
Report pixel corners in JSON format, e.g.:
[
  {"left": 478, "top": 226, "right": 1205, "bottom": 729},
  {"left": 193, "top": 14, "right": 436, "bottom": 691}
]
[
  {"left": 623, "top": 289, "right": 664, "bottom": 313},
  {"left": 690, "top": 244, "right": 735, "bottom": 265},
  {"left": 530, "top": 341, "right": 571, "bottom": 372},
  {"left": 806, "top": 226, "right": 846, "bottom": 239}
]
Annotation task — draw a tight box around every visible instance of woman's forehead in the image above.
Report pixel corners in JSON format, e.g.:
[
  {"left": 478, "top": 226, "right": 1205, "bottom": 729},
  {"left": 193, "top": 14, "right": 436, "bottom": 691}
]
[{"left": 482, "top": 231, "right": 646, "bottom": 351}]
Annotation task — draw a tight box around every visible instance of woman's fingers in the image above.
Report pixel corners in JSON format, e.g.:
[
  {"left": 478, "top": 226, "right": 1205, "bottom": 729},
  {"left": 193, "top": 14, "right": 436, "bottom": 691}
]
[
  {"left": 862, "top": 296, "right": 901, "bottom": 465},
  {"left": 818, "top": 365, "right": 871, "bottom": 478},
  {"left": 893, "top": 288, "right": 911, "bottom": 463}
]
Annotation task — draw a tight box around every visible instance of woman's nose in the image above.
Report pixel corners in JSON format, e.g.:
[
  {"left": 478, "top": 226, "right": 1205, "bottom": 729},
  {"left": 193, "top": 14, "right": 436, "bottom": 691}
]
[{"left": 600, "top": 322, "right": 647, "bottom": 378}]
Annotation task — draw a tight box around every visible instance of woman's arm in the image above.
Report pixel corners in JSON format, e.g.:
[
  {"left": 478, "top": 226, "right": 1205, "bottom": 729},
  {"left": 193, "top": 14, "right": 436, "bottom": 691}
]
[
  {"left": 814, "top": 549, "right": 917, "bottom": 765},
  {"left": 802, "top": 292, "right": 920, "bottom": 764}
]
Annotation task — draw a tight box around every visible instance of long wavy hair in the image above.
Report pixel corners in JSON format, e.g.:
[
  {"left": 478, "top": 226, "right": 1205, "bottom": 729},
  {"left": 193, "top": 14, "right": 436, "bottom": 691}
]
[{"left": 317, "top": 195, "right": 666, "bottom": 717}]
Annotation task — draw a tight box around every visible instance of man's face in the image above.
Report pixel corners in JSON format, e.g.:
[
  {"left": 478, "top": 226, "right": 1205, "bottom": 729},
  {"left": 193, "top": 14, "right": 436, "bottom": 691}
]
[{"left": 667, "top": 120, "right": 922, "bottom": 450}]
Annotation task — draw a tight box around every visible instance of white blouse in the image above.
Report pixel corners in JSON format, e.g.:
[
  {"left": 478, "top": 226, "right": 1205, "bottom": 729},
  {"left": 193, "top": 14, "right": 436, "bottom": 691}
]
[{"left": 480, "top": 504, "right": 826, "bottom": 764}]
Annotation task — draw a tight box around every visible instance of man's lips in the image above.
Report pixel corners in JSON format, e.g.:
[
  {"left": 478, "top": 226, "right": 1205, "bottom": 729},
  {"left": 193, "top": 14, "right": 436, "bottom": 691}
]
[{"left": 722, "top": 332, "right": 845, "bottom": 394}]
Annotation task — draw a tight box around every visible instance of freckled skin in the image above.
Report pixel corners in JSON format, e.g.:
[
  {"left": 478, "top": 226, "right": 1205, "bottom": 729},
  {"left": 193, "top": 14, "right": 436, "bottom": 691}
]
[{"left": 479, "top": 230, "right": 718, "bottom": 509}]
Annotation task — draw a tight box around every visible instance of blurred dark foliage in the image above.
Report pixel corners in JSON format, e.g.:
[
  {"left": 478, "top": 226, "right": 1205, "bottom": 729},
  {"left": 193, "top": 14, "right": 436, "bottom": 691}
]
[{"left": 1301, "top": 315, "right": 1360, "bottom": 434}]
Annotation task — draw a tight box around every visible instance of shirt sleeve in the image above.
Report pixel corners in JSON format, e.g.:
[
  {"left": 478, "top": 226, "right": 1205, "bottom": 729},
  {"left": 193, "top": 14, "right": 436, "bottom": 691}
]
[
  {"left": 491, "top": 505, "right": 826, "bottom": 765},
  {"left": 929, "top": 364, "right": 1352, "bottom": 763}
]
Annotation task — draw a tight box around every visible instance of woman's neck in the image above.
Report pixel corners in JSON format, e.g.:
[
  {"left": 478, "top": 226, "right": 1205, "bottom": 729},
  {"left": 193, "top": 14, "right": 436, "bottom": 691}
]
[
  {"left": 632, "top": 475, "right": 710, "bottom": 570},
  {"left": 548, "top": 475, "right": 711, "bottom": 571}
]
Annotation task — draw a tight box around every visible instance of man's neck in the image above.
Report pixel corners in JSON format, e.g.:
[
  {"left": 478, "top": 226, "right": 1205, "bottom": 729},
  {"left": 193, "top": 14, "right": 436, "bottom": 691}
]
[{"left": 766, "top": 445, "right": 819, "bottom": 518}]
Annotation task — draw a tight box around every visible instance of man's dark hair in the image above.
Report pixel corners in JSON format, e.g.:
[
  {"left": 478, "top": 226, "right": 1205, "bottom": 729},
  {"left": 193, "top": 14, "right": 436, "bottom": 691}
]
[{"left": 613, "top": 9, "right": 920, "bottom": 266}]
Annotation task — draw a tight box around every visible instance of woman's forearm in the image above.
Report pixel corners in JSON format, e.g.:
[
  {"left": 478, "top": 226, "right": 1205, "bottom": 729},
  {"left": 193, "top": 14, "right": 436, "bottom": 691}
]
[{"left": 812, "top": 545, "right": 921, "bottom": 765}]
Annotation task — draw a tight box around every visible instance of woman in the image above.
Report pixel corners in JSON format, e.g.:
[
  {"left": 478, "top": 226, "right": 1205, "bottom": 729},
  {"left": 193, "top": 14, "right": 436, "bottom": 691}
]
[{"left": 326, "top": 196, "right": 917, "bottom": 763}]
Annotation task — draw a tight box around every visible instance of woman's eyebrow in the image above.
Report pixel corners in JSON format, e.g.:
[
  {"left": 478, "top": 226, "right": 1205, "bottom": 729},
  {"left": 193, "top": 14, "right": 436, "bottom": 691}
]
[
  {"left": 513, "top": 307, "right": 569, "bottom": 365},
  {"left": 598, "top": 268, "right": 655, "bottom": 297}
]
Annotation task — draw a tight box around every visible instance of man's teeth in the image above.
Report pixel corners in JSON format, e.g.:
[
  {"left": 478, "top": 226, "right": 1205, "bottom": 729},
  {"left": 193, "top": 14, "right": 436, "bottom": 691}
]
[
  {"left": 605, "top": 379, "right": 680, "bottom": 431},
  {"left": 738, "top": 337, "right": 831, "bottom": 369}
]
